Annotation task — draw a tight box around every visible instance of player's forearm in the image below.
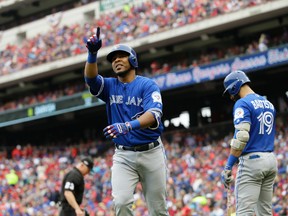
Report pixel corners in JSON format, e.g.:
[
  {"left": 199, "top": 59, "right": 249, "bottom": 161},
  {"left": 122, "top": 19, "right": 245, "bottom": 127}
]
[
  {"left": 64, "top": 191, "right": 81, "bottom": 211},
  {"left": 230, "top": 148, "right": 242, "bottom": 157},
  {"left": 225, "top": 148, "right": 242, "bottom": 170},
  {"left": 137, "top": 112, "right": 156, "bottom": 129},
  {"left": 84, "top": 62, "right": 98, "bottom": 78}
]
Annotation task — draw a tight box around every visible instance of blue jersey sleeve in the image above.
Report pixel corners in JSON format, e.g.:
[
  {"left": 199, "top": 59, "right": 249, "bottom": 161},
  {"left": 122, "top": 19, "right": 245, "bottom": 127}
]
[
  {"left": 142, "top": 79, "right": 163, "bottom": 115},
  {"left": 233, "top": 99, "right": 251, "bottom": 126},
  {"left": 84, "top": 75, "right": 104, "bottom": 97},
  {"left": 84, "top": 75, "right": 114, "bottom": 103}
]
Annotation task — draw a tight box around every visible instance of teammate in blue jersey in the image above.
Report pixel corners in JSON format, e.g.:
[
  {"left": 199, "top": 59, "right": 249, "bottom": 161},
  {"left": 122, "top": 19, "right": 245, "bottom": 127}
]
[
  {"left": 84, "top": 27, "right": 168, "bottom": 216},
  {"left": 221, "top": 70, "right": 278, "bottom": 215}
]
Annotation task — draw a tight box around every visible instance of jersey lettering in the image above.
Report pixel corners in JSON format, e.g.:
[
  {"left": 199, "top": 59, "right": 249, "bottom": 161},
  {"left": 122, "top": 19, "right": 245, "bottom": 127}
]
[
  {"left": 257, "top": 111, "right": 274, "bottom": 135},
  {"left": 110, "top": 95, "right": 143, "bottom": 106},
  {"left": 110, "top": 95, "right": 123, "bottom": 105},
  {"left": 125, "top": 96, "right": 142, "bottom": 106},
  {"left": 251, "top": 99, "right": 274, "bottom": 110},
  {"left": 64, "top": 182, "right": 74, "bottom": 190},
  {"left": 126, "top": 96, "right": 136, "bottom": 105}
]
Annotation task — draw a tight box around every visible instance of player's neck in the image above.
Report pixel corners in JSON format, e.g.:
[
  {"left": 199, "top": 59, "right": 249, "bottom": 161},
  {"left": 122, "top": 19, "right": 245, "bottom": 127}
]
[
  {"left": 118, "top": 70, "right": 136, "bottom": 83},
  {"left": 240, "top": 85, "right": 254, "bottom": 98}
]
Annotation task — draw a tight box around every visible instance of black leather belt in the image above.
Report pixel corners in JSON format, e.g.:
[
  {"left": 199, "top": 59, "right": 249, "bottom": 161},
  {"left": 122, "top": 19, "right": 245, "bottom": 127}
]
[{"left": 115, "top": 140, "right": 160, "bottom": 152}]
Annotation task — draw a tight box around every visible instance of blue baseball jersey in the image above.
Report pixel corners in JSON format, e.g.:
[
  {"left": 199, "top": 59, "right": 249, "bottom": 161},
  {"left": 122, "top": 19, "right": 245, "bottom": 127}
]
[
  {"left": 85, "top": 75, "right": 164, "bottom": 146},
  {"left": 233, "top": 93, "right": 276, "bottom": 155}
]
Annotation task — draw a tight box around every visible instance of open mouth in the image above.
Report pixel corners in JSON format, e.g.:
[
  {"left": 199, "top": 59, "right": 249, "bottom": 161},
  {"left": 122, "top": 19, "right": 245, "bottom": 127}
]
[{"left": 115, "top": 64, "right": 124, "bottom": 70}]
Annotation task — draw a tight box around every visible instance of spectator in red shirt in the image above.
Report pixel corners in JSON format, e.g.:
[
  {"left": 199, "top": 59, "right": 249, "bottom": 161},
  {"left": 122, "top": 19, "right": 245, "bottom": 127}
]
[{"left": 11, "top": 145, "right": 22, "bottom": 159}]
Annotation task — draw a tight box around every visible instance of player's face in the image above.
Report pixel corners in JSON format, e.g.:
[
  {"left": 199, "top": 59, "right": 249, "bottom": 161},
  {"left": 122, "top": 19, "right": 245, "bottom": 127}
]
[{"left": 111, "top": 51, "right": 132, "bottom": 77}]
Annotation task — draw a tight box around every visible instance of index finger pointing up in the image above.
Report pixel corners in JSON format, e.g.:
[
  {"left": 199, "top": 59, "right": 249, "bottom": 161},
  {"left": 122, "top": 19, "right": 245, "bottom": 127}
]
[{"left": 96, "top": 27, "right": 100, "bottom": 39}]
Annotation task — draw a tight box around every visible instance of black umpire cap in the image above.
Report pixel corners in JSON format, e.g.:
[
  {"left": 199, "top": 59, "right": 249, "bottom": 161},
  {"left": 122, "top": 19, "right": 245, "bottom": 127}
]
[{"left": 81, "top": 157, "right": 93, "bottom": 171}]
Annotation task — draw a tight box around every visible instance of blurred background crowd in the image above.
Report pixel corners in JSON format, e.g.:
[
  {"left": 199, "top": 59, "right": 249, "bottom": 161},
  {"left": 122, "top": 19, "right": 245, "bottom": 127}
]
[
  {"left": 1, "top": 0, "right": 288, "bottom": 113},
  {"left": 0, "top": 0, "right": 278, "bottom": 76}
]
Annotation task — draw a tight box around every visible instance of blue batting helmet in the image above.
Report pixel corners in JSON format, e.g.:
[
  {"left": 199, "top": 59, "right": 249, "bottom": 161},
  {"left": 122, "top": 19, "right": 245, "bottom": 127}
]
[
  {"left": 223, "top": 70, "right": 251, "bottom": 96},
  {"left": 107, "top": 44, "right": 138, "bottom": 68}
]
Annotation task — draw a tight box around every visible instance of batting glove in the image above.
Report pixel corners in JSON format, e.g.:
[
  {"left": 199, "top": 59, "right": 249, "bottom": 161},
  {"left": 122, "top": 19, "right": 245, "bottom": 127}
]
[
  {"left": 103, "top": 120, "right": 140, "bottom": 139},
  {"left": 86, "top": 27, "right": 102, "bottom": 63},
  {"left": 221, "top": 169, "right": 233, "bottom": 189},
  {"left": 103, "top": 122, "right": 131, "bottom": 139}
]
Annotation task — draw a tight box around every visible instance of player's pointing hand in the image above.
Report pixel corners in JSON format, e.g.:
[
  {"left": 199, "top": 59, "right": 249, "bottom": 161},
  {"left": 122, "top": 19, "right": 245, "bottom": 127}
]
[{"left": 86, "top": 27, "right": 102, "bottom": 55}]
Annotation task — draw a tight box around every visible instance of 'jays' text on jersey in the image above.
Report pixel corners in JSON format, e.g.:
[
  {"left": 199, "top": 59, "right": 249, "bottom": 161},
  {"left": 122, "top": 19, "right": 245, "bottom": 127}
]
[
  {"left": 86, "top": 75, "right": 164, "bottom": 146},
  {"left": 233, "top": 93, "right": 276, "bottom": 154}
]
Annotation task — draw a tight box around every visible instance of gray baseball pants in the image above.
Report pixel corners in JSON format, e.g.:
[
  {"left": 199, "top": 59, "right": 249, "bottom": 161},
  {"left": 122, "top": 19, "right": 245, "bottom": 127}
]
[
  {"left": 235, "top": 152, "right": 278, "bottom": 215},
  {"left": 111, "top": 141, "right": 169, "bottom": 216}
]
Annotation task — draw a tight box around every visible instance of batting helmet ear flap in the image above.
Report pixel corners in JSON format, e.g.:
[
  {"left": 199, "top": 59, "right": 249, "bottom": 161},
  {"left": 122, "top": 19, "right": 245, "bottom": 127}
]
[{"left": 128, "top": 55, "right": 138, "bottom": 68}]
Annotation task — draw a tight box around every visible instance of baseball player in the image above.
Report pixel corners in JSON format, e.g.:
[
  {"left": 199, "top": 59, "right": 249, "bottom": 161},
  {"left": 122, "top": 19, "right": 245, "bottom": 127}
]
[
  {"left": 221, "top": 70, "right": 278, "bottom": 215},
  {"left": 59, "top": 157, "right": 93, "bottom": 216},
  {"left": 84, "top": 27, "right": 168, "bottom": 216}
]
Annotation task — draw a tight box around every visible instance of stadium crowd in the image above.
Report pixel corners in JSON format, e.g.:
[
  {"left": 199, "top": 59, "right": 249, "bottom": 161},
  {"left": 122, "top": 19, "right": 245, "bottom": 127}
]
[
  {"left": 0, "top": 0, "right": 275, "bottom": 76},
  {"left": 0, "top": 0, "right": 95, "bottom": 30},
  {"left": 1, "top": 29, "right": 288, "bottom": 112},
  {"left": 0, "top": 116, "right": 287, "bottom": 216}
]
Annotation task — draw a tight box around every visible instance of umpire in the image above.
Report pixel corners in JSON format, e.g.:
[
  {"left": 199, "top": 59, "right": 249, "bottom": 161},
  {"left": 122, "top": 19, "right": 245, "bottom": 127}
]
[{"left": 59, "top": 157, "right": 93, "bottom": 216}]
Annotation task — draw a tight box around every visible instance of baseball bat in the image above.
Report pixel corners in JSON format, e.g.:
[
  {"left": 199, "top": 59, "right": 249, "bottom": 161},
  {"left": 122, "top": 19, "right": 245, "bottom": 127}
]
[{"left": 227, "top": 186, "right": 233, "bottom": 216}]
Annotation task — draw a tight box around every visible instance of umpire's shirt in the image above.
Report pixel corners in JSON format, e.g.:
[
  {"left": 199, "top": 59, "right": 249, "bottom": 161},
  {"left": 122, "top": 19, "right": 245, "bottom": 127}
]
[{"left": 60, "top": 167, "right": 84, "bottom": 212}]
